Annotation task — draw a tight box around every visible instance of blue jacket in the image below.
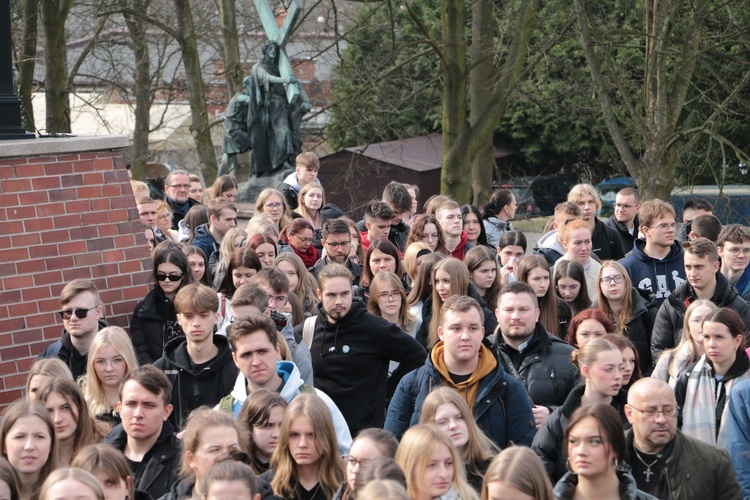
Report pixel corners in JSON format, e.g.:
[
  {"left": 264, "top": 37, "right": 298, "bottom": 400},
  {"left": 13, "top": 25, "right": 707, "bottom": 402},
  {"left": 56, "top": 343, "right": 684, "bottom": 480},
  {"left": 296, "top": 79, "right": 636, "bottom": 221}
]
[
  {"left": 619, "top": 239, "right": 686, "bottom": 308},
  {"left": 727, "top": 378, "right": 750, "bottom": 499},
  {"left": 191, "top": 223, "right": 220, "bottom": 269},
  {"left": 384, "top": 340, "right": 536, "bottom": 448}
]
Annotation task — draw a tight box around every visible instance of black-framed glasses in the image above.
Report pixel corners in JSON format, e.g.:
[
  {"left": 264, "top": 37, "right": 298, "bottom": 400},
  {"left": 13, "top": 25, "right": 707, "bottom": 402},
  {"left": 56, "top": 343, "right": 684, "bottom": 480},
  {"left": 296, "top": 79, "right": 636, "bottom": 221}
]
[
  {"left": 342, "top": 456, "right": 370, "bottom": 467},
  {"left": 168, "top": 183, "right": 190, "bottom": 189},
  {"left": 269, "top": 295, "right": 288, "bottom": 306},
  {"left": 59, "top": 306, "right": 98, "bottom": 320},
  {"left": 628, "top": 405, "right": 677, "bottom": 420},
  {"left": 156, "top": 273, "right": 183, "bottom": 282},
  {"left": 599, "top": 275, "right": 625, "bottom": 285},
  {"left": 325, "top": 240, "right": 350, "bottom": 248}
]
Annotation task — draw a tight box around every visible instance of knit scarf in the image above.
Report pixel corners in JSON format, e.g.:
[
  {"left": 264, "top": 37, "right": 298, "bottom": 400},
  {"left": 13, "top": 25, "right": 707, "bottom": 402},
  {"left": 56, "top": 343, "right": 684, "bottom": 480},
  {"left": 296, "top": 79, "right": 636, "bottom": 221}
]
[
  {"left": 292, "top": 240, "right": 320, "bottom": 268},
  {"left": 681, "top": 354, "right": 750, "bottom": 447}
]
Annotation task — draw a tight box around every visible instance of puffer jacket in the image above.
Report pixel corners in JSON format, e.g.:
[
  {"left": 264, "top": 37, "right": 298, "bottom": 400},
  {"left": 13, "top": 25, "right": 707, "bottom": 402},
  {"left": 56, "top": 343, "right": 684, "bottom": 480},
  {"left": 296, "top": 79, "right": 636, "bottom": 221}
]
[
  {"left": 727, "top": 379, "right": 750, "bottom": 499},
  {"left": 130, "top": 287, "right": 182, "bottom": 365},
  {"left": 38, "top": 319, "right": 108, "bottom": 380},
  {"left": 483, "top": 217, "right": 514, "bottom": 248},
  {"left": 384, "top": 339, "right": 536, "bottom": 448},
  {"left": 651, "top": 271, "right": 750, "bottom": 363},
  {"left": 190, "top": 223, "right": 219, "bottom": 270},
  {"left": 532, "top": 384, "right": 630, "bottom": 482},
  {"left": 553, "top": 470, "right": 656, "bottom": 499},
  {"left": 494, "top": 323, "right": 580, "bottom": 409},
  {"left": 623, "top": 287, "right": 658, "bottom": 375}
]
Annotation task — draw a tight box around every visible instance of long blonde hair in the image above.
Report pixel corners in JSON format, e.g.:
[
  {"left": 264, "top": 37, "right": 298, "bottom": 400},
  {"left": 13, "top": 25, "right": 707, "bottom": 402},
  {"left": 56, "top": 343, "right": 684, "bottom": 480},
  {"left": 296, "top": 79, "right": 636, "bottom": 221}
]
[
  {"left": 395, "top": 424, "right": 478, "bottom": 500},
  {"left": 81, "top": 327, "right": 138, "bottom": 417},
  {"left": 270, "top": 394, "right": 344, "bottom": 499},
  {"left": 273, "top": 252, "right": 319, "bottom": 314},
  {"left": 367, "top": 272, "right": 415, "bottom": 331},
  {"left": 596, "top": 261, "right": 634, "bottom": 336},
  {"left": 39, "top": 468, "right": 104, "bottom": 500},
  {"left": 403, "top": 242, "right": 431, "bottom": 285},
  {"left": 25, "top": 359, "right": 73, "bottom": 401},
  {"left": 419, "top": 387, "right": 497, "bottom": 478},
  {"left": 481, "top": 447, "right": 553, "bottom": 500},
  {"left": 296, "top": 183, "right": 325, "bottom": 228},
  {"left": 428, "top": 258, "right": 471, "bottom": 347},
  {"left": 255, "top": 188, "right": 291, "bottom": 230},
  {"left": 665, "top": 299, "right": 718, "bottom": 378}
]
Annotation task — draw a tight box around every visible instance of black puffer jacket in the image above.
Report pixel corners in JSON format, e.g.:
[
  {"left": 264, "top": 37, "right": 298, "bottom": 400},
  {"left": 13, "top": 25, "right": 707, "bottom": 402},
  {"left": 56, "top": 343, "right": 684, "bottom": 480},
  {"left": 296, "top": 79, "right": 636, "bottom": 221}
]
[
  {"left": 592, "top": 217, "right": 626, "bottom": 261},
  {"left": 651, "top": 271, "right": 750, "bottom": 363},
  {"left": 494, "top": 323, "right": 580, "bottom": 409},
  {"left": 623, "top": 287, "right": 658, "bottom": 375},
  {"left": 131, "top": 287, "right": 182, "bottom": 365},
  {"left": 532, "top": 384, "right": 630, "bottom": 482},
  {"left": 38, "top": 319, "right": 108, "bottom": 380},
  {"left": 105, "top": 421, "right": 180, "bottom": 499}
]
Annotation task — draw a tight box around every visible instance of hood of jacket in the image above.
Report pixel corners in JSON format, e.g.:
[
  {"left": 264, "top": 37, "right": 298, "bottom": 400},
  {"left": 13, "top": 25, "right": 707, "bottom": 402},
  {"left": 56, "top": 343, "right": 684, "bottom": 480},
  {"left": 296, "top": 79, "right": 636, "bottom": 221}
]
[
  {"left": 228, "top": 360, "right": 305, "bottom": 407},
  {"left": 628, "top": 287, "right": 650, "bottom": 321},
  {"left": 553, "top": 470, "right": 647, "bottom": 500},
  {"left": 134, "top": 287, "right": 174, "bottom": 322},
  {"left": 668, "top": 269, "right": 738, "bottom": 311},
  {"left": 160, "top": 334, "right": 234, "bottom": 379},
  {"left": 105, "top": 418, "right": 176, "bottom": 451},
  {"left": 282, "top": 173, "right": 321, "bottom": 192},
  {"left": 630, "top": 238, "right": 683, "bottom": 264},
  {"left": 608, "top": 214, "right": 640, "bottom": 235},
  {"left": 539, "top": 230, "right": 564, "bottom": 254},
  {"left": 484, "top": 217, "right": 512, "bottom": 232},
  {"left": 193, "top": 222, "right": 211, "bottom": 240}
]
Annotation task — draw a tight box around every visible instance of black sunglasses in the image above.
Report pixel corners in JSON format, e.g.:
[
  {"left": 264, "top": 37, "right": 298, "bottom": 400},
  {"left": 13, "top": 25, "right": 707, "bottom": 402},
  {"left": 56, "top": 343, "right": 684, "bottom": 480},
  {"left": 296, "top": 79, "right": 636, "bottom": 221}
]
[
  {"left": 156, "top": 273, "right": 183, "bottom": 282},
  {"left": 59, "top": 306, "right": 98, "bottom": 320}
]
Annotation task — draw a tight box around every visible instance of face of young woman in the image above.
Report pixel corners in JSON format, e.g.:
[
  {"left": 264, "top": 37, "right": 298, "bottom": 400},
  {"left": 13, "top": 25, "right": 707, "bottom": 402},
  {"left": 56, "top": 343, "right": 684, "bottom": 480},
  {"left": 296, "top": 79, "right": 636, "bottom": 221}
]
[
  {"left": 567, "top": 416, "right": 614, "bottom": 479},
  {"left": 575, "top": 319, "right": 608, "bottom": 347},
  {"left": 27, "top": 375, "right": 52, "bottom": 402},
  {"left": 92, "top": 471, "right": 130, "bottom": 500},
  {"left": 421, "top": 223, "right": 440, "bottom": 252},
  {"left": 556, "top": 277, "right": 582, "bottom": 304},
  {"left": 276, "top": 261, "right": 299, "bottom": 291},
  {"left": 255, "top": 243, "right": 277, "bottom": 268},
  {"left": 620, "top": 348, "right": 636, "bottom": 386},
  {"left": 232, "top": 266, "right": 258, "bottom": 288},
  {"left": 434, "top": 269, "right": 452, "bottom": 302},
  {"left": 346, "top": 437, "right": 385, "bottom": 490},
  {"left": 46, "top": 478, "right": 99, "bottom": 500},
  {"left": 157, "top": 262, "right": 184, "bottom": 296},
  {"left": 188, "top": 426, "right": 241, "bottom": 482},
  {"left": 93, "top": 345, "right": 128, "bottom": 390},
  {"left": 263, "top": 195, "right": 285, "bottom": 223},
  {"left": 187, "top": 253, "right": 206, "bottom": 283},
  {"left": 157, "top": 209, "right": 172, "bottom": 234},
  {"left": 303, "top": 187, "right": 323, "bottom": 211},
  {"left": 525, "top": 267, "right": 550, "bottom": 298},
  {"left": 471, "top": 261, "right": 497, "bottom": 293},
  {"left": 433, "top": 403, "right": 469, "bottom": 449},
  {"left": 206, "top": 480, "right": 254, "bottom": 500},
  {"left": 4, "top": 415, "right": 52, "bottom": 476},
  {"left": 498, "top": 245, "right": 525, "bottom": 266},
  {"left": 421, "top": 443, "right": 454, "bottom": 499},
  {"left": 599, "top": 266, "right": 627, "bottom": 302},
  {"left": 44, "top": 392, "right": 79, "bottom": 441},
  {"left": 687, "top": 305, "right": 713, "bottom": 346},
  {"left": 376, "top": 284, "right": 401, "bottom": 319},
  {"left": 253, "top": 405, "right": 284, "bottom": 461},
  {"left": 290, "top": 229, "right": 314, "bottom": 253},
  {"left": 370, "top": 249, "right": 397, "bottom": 275},
  {"left": 703, "top": 320, "right": 742, "bottom": 368},
  {"left": 190, "top": 182, "right": 204, "bottom": 203},
  {"left": 288, "top": 415, "right": 321, "bottom": 467},
  {"left": 463, "top": 212, "right": 482, "bottom": 243},
  {"left": 222, "top": 187, "right": 238, "bottom": 203},
  {"left": 584, "top": 349, "right": 623, "bottom": 397},
  {"left": 564, "top": 229, "right": 592, "bottom": 265}
]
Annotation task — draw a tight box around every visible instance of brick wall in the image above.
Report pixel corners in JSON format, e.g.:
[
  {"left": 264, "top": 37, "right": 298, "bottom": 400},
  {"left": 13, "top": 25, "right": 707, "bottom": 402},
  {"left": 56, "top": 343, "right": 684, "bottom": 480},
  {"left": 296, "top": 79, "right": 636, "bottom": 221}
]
[{"left": 0, "top": 141, "right": 151, "bottom": 405}]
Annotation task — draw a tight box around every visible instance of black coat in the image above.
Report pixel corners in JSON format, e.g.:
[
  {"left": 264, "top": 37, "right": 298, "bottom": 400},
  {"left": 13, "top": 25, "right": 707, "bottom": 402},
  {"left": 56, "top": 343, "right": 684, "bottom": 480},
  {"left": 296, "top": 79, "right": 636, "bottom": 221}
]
[
  {"left": 166, "top": 196, "right": 201, "bottom": 231},
  {"left": 623, "top": 287, "right": 658, "bottom": 375},
  {"left": 105, "top": 421, "right": 181, "bottom": 499},
  {"left": 38, "top": 320, "right": 107, "bottom": 380},
  {"left": 592, "top": 217, "right": 626, "bottom": 261},
  {"left": 605, "top": 215, "right": 639, "bottom": 254},
  {"left": 131, "top": 288, "right": 183, "bottom": 365}
]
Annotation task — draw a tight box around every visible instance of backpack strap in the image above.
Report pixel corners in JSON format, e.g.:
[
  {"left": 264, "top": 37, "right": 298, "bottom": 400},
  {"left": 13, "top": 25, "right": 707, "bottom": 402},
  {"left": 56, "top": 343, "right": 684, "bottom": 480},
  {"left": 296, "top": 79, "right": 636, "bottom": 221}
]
[{"left": 302, "top": 316, "right": 317, "bottom": 348}]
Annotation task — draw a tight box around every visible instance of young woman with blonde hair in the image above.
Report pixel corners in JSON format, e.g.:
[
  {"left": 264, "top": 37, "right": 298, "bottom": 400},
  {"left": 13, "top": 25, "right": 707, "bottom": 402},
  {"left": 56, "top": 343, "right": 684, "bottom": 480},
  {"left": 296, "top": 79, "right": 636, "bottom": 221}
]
[
  {"left": 24, "top": 359, "right": 73, "bottom": 402},
  {"left": 210, "top": 227, "right": 248, "bottom": 288},
  {"left": 395, "top": 424, "right": 478, "bottom": 500},
  {"left": 80, "top": 327, "right": 139, "bottom": 427},
  {"left": 419, "top": 387, "right": 497, "bottom": 491},
  {"left": 246, "top": 213, "right": 281, "bottom": 240},
  {"left": 295, "top": 183, "right": 326, "bottom": 231},
  {"left": 368, "top": 273, "right": 420, "bottom": 359},
  {"left": 403, "top": 242, "right": 431, "bottom": 287},
  {"left": 255, "top": 188, "right": 291, "bottom": 232},
  {"left": 274, "top": 252, "right": 319, "bottom": 316},
  {"left": 39, "top": 468, "right": 104, "bottom": 500},
  {"left": 481, "top": 446, "right": 553, "bottom": 500}
]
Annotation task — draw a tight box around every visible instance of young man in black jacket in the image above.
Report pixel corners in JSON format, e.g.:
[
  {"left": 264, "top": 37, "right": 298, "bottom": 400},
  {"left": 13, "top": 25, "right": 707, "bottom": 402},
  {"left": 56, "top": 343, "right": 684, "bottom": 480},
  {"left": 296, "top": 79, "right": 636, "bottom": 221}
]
[
  {"left": 154, "top": 284, "right": 238, "bottom": 428},
  {"left": 105, "top": 365, "right": 180, "bottom": 499},
  {"left": 294, "top": 263, "right": 427, "bottom": 436}
]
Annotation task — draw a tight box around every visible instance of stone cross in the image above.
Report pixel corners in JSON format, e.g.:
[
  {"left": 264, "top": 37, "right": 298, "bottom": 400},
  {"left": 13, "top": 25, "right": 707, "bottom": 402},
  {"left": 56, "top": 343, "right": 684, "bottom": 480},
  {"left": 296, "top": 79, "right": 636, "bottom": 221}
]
[{"left": 254, "top": 0, "right": 302, "bottom": 103}]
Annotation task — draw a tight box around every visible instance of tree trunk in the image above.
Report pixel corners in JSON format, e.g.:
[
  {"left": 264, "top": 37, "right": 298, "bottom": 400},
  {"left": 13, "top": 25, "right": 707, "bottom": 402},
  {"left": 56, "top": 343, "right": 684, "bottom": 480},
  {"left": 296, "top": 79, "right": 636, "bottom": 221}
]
[
  {"left": 173, "top": 0, "right": 218, "bottom": 181},
  {"left": 40, "top": 0, "right": 74, "bottom": 133},
  {"left": 218, "top": 0, "right": 243, "bottom": 98},
  {"left": 123, "top": 0, "right": 151, "bottom": 181},
  {"left": 17, "top": 0, "right": 38, "bottom": 132}
]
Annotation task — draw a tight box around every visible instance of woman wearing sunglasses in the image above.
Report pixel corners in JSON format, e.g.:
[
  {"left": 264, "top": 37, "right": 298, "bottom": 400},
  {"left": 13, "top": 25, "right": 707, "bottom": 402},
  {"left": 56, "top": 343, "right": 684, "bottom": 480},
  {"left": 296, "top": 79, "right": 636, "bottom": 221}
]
[{"left": 131, "top": 241, "right": 193, "bottom": 365}]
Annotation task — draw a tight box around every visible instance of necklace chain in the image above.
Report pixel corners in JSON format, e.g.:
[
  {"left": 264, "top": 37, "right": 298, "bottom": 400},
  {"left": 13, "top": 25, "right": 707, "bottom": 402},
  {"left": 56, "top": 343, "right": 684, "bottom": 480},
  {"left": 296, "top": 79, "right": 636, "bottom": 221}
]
[{"left": 633, "top": 448, "right": 659, "bottom": 483}]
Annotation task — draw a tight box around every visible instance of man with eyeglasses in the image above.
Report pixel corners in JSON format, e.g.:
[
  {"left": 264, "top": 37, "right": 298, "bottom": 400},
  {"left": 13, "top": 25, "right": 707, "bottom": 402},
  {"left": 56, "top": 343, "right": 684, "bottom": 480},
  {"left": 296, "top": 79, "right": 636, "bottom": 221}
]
[
  {"left": 605, "top": 187, "right": 641, "bottom": 253},
  {"left": 623, "top": 377, "right": 740, "bottom": 499},
  {"left": 718, "top": 224, "right": 750, "bottom": 301},
  {"left": 164, "top": 170, "right": 201, "bottom": 230},
  {"left": 39, "top": 279, "right": 105, "bottom": 380},
  {"left": 651, "top": 237, "right": 750, "bottom": 363},
  {"left": 620, "top": 199, "right": 686, "bottom": 309},
  {"left": 191, "top": 197, "right": 237, "bottom": 278},
  {"left": 310, "top": 218, "right": 362, "bottom": 286}
]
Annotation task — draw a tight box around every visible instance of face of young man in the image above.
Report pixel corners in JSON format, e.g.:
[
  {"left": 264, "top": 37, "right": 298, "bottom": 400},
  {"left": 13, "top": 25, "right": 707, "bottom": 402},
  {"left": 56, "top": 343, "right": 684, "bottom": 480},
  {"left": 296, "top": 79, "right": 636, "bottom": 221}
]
[
  {"left": 138, "top": 203, "right": 158, "bottom": 228},
  {"left": 177, "top": 309, "right": 219, "bottom": 345},
  {"left": 495, "top": 292, "right": 540, "bottom": 345},
  {"left": 211, "top": 208, "right": 237, "bottom": 239},
  {"left": 231, "top": 331, "right": 281, "bottom": 389},
  {"left": 165, "top": 174, "right": 191, "bottom": 204},
  {"left": 436, "top": 208, "right": 463, "bottom": 238},
  {"left": 323, "top": 232, "right": 351, "bottom": 265},
  {"left": 260, "top": 285, "right": 289, "bottom": 313},
  {"left": 296, "top": 167, "right": 318, "bottom": 187},
  {"left": 614, "top": 194, "right": 639, "bottom": 225},
  {"left": 317, "top": 277, "right": 353, "bottom": 323},
  {"left": 574, "top": 194, "right": 597, "bottom": 222},
  {"left": 61, "top": 291, "right": 103, "bottom": 340},
  {"left": 438, "top": 308, "right": 485, "bottom": 368},
  {"left": 719, "top": 240, "right": 750, "bottom": 274},
  {"left": 642, "top": 215, "right": 677, "bottom": 248},
  {"left": 118, "top": 380, "right": 172, "bottom": 443},
  {"left": 365, "top": 218, "right": 391, "bottom": 241},
  {"left": 683, "top": 252, "right": 719, "bottom": 293}
]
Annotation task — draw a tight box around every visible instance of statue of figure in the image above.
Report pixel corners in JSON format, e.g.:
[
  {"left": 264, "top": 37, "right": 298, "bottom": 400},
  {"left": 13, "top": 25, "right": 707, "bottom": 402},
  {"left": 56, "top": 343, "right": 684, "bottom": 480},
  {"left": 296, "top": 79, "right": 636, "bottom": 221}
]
[
  {"left": 245, "top": 40, "right": 310, "bottom": 177},
  {"left": 219, "top": 78, "right": 252, "bottom": 175}
]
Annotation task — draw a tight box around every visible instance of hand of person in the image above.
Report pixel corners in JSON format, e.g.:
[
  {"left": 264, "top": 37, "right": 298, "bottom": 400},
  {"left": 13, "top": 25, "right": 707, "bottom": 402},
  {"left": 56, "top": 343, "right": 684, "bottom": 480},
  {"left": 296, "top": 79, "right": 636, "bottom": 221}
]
[
  {"left": 499, "top": 257, "right": 517, "bottom": 285},
  {"left": 287, "top": 76, "right": 298, "bottom": 85},
  {"left": 533, "top": 405, "right": 551, "bottom": 428}
]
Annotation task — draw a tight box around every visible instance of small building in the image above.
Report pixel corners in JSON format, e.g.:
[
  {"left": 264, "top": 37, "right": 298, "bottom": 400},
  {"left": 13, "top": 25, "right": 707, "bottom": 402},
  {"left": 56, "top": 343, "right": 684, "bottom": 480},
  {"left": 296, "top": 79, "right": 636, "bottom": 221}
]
[{"left": 318, "top": 134, "right": 517, "bottom": 220}]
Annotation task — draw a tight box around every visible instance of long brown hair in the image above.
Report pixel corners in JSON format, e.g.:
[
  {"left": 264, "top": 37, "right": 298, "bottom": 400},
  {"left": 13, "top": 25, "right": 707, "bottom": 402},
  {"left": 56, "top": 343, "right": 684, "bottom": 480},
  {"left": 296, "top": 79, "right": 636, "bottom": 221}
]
[
  {"left": 238, "top": 389, "right": 288, "bottom": 474},
  {"left": 406, "top": 253, "right": 446, "bottom": 307},
  {"left": 517, "top": 255, "right": 559, "bottom": 336},
  {"left": 428, "top": 258, "right": 471, "bottom": 347},
  {"left": 406, "top": 215, "right": 447, "bottom": 254},
  {"left": 464, "top": 246, "right": 500, "bottom": 309},
  {"left": 368, "top": 272, "right": 416, "bottom": 331},
  {"left": 596, "top": 261, "right": 634, "bottom": 336}
]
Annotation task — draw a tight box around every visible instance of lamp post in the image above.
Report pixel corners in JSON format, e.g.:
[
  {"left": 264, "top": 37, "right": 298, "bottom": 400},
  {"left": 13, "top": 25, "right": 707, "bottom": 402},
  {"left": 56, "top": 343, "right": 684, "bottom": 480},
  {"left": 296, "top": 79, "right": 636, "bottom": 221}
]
[{"left": 0, "top": 0, "right": 35, "bottom": 140}]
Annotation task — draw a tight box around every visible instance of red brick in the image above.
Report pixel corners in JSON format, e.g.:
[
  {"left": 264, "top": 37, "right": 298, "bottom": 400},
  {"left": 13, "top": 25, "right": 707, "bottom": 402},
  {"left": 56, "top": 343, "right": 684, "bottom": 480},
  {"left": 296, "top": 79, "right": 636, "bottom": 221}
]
[
  {"left": 0, "top": 208, "right": 6, "bottom": 221},
  {"left": 19, "top": 191, "right": 49, "bottom": 204},
  {"left": 114, "top": 234, "right": 136, "bottom": 248},
  {"left": 107, "top": 316, "right": 129, "bottom": 329},
  {"left": 1, "top": 179, "right": 30, "bottom": 193},
  {"left": 0, "top": 220, "right": 24, "bottom": 234},
  {"left": 18, "top": 163, "right": 45, "bottom": 177},
  {"left": 91, "top": 263, "right": 119, "bottom": 278},
  {"left": 60, "top": 174, "right": 84, "bottom": 188},
  {"left": 8, "top": 302, "right": 38, "bottom": 317},
  {"left": 0, "top": 318, "right": 24, "bottom": 333},
  {"left": 100, "top": 290, "right": 124, "bottom": 304},
  {"left": 68, "top": 226, "right": 98, "bottom": 240},
  {"left": 65, "top": 200, "right": 91, "bottom": 213},
  {"left": 94, "top": 158, "right": 114, "bottom": 171},
  {"left": 119, "top": 259, "right": 144, "bottom": 274},
  {"left": 13, "top": 330, "right": 43, "bottom": 345},
  {"left": 33, "top": 271, "right": 62, "bottom": 286},
  {"left": 83, "top": 172, "right": 104, "bottom": 185},
  {"left": 5, "top": 373, "right": 29, "bottom": 390},
  {"left": 37, "top": 298, "right": 61, "bottom": 313},
  {"left": 17, "top": 357, "right": 36, "bottom": 371},
  {"left": 31, "top": 176, "right": 61, "bottom": 190},
  {"left": 87, "top": 237, "right": 115, "bottom": 251},
  {"left": 29, "top": 245, "right": 59, "bottom": 259},
  {"left": 37, "top": 203, "right": 65, "bottom": 217},
  {"left": 0, "top": 307, "right": 7, "bottom": 320},
  {"left": 81, "top": 211, "right": 109, "bottom": 225},
  {"left": 74, "top": 253, "right": 102, "bottom": 266},
  {"left": 124, "top": 286, "right": 148, "bottom": 300},
  {"left": 102, "top": 249, "right": 125, "bottom": 263},
  {"left": 74, "top": 159, "right": 96, "bottom": 172},
  {"left": 117, "top": 221, "right": 142, "bottom": 233},
  {"left": 77, "top": 186, "right": 102, "bottom": 199},
  {"left": 11, "top": 233, "right": 41, "bottom": 248},
  {"left": 0, "top": 247, "right": 29, "bottom": 263},
  {"left": 103, "top": 171, "right": 120, "bottom": 183},
  {"left": 44, "top": 256, "right": 75, "bottom": 270},
  {"left": 24, "top": 217, "right": 54, "bottom": 231},
  {"left": 91, "top": 198, "right": 109, "bottom": 211},
  {"left": 102, "top": 184, "right": 122, "bottom": 197},
  {"left": 0, "top": 362, "right": 16, "bottom": 377},
  {"left": 26, "top": 313, "right": 55, "bottom": 328},
  {"left": 109, "top": 209, "right": 129, "bottom": 222},
  {"left": 41, "top": 229, "right": 70, "bottom": 244},
  {"left": 106, "top": 275, "right": 132, "bottom": 289},
  {"left": 53, "top": 214, "right": 82, "bottom": 229},
  {"left": 0, "top": 157, "right": 26, "bottom": 165},
  {"left": 0, "top": 390, "right": 24, "bottom": 405},
  {"left": 0, "top": 166, "right": 14, "bottom": 179},
  {"left": 132, "top": 270, "right": 152, "bottom": 286},
  {"left": 57, "top": 241, "right": 87, "bottom": 254},
  {"left": 6, "top": 205, "right": 35, "bottom": 219},
  {"left": 48, "top": 188, "right": 77, "bottom": 202},
  {"left": 111, "top": 300, "right": 135, "bottom": 316},
  {"left": 21, "top": 286, "right": 52, "bottom": 302},
  {"left": 63, "top": 267, "right": 92, "bottom": 282},
  {"left": 99, "top": 224, "right": 117, "bottom": 236},
  {"left": 44, "top": 162, "right": 73, "bottom": 175},
  {"left": 0, "top": 236, "right": 9, "bottom": 248},
  {"left": 0, "top": 193, "right": 19, "bottom": 206},
  {"left": 112, "top": 196, "right": 135, "bottom": 209},
  {"left": 16, "top": 260, "right": 39, "bottom": 274},
  {"left": 0, "top": 291, "right": 21, "bottom": 304}
]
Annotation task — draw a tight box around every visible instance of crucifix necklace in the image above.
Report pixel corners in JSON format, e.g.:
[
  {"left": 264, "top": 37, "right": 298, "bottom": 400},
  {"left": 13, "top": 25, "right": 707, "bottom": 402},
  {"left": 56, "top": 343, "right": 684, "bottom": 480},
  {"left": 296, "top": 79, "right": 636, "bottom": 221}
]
[{"left": 633, "top": 449, "right": 658, "bottom": 483}]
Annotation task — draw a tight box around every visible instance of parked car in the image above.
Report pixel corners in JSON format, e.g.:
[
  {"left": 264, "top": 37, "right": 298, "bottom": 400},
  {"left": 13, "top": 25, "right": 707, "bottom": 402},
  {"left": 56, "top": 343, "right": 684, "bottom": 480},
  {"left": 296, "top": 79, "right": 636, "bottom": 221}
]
[
  {"left": 596, "top": 175, "right": 638, "bottom": 217},
  {"left": 492, "top": 175, "right": 576, "bottom": 216}
]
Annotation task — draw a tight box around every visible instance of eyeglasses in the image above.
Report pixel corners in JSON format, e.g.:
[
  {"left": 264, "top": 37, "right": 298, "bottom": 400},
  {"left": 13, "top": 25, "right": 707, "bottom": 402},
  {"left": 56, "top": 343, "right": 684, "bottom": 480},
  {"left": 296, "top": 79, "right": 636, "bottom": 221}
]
[
  {"left": 325, "top": 240, "right": 350, "bottom": 248},
  {"left": 269, "top": 295, "right": 288, "bottom": 306},
  {"left": 600, "top": 275, "right": 625, "bottom": 285},
  {"left": 378, "top": 291, "right": 399, "bottom": 300},
  {"left": 292, "top": 235, "right": 313, "bottom": 244},
  {"left": 158, "top": 213, "right": 172, "bottom": 220},
  {"left": 628, "top": 405, "right": 677, "bottom": 420},
  {"left": 648, "top": 222, "right": 678, "bottom": 231},
  {"left": 59, "top": 306, "right": 98, "bottom": 320},
  {"left": 156, "top": 273, "right": 183, "bottom": 282},
  {"left": 723, "top": 246, "right": 750, "bottom": 256},
  {"left": 265, "top": 202, "right": 283, "bottom": 209},
  {"left": 168, "top": 183, "right": 190, "bottom": 189},
  {"left": 342, "top": 456, "right": 370, "bottom": 467}
]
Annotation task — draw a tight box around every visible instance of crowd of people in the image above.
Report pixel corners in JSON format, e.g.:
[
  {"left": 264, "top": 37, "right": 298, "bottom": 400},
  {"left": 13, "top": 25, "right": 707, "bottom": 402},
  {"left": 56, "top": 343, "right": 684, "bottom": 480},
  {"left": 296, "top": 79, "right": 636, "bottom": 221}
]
[{"left": 9, "top": 151, "right": 750, "bottom": 500}]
